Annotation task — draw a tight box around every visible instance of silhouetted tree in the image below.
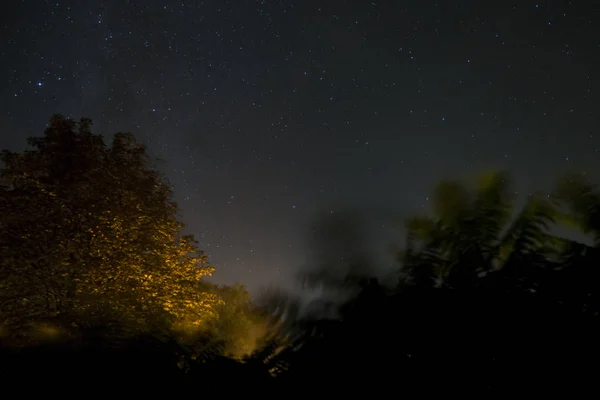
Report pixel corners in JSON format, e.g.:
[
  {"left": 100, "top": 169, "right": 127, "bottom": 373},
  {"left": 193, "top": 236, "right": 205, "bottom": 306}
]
[
  {"left": 400, "top": 171, "right": 556, "bottom": 290},
  {"left": 4, "top": 120, "right": 600, "bottom": 396},
  {"left": 262, "top": 171, "right": 600, "bottom": 395}
]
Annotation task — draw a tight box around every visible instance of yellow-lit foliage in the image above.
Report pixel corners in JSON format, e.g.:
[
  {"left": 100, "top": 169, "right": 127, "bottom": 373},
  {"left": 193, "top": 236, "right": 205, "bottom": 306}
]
[
  {"left": 169, "top": 284, "right": 271, "bottom": 359},
  {"left": 28, "top": 322, "right": 65, "bottom": 343},
  {"left": 73, "top": 212, "right": 221, "bottom": 329},
  {"left": 0, "top": 115, "right": 220, "bottom": 334}
]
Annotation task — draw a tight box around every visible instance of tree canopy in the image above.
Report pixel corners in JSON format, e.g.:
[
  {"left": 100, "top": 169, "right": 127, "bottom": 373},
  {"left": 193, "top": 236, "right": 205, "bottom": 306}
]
[
  {"left": 0, "top": 115, "right": 219, "bottom": 338},
  {"left": 2, "top": 117, "right": 600, "bottom": 395}
]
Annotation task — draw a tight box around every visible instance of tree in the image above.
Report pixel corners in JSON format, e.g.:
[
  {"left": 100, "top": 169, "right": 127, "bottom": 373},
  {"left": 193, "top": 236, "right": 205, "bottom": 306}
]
[
  {"left": 174, "top": 283, "right": 272, "bottom": 360},
  {"left": 272, "top": 171, "right": 600, "bottom": 395},
  {"left": 399, "top": 171, "right": 556, "bottom": 290},
  {"left": 0, "top": 115, "right": 219, "bottom": 337},
  {"left": 547, "top": 173, "right": 600, "bottom": 316}
]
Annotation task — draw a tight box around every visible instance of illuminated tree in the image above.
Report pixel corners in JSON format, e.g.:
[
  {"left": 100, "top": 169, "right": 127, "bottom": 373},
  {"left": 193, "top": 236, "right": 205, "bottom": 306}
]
[
  {"left": 0, "top": 115, "right": 219, "bottom": 335},
  {"left": 176, "top": 283, "right": 272, "bottom": 359}
]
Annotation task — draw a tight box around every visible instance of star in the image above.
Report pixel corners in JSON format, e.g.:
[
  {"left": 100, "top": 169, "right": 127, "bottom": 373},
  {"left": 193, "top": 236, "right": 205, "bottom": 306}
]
[{"left": 2, "top": 0, "right": 597, "bottom": 294}]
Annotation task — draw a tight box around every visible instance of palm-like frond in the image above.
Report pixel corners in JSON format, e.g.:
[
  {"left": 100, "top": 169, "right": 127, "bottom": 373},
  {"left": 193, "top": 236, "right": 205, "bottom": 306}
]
[
  {"left": 554, "top": 173, "right": 600, "bottom": 243},
  {"left": 494, "top": 193, "right": 556, "bottom": 266},
  {"left": 468, "top": 171, "right": 513, "bottom": 253},
  {"left": 401, "top": 172, "right": 561, "bottom": 289}
]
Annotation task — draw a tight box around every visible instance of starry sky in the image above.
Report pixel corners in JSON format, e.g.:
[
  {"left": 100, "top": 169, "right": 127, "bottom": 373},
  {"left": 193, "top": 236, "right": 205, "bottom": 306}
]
[{"left": 1, "top": 0, "right": 599, "bottom": 293}]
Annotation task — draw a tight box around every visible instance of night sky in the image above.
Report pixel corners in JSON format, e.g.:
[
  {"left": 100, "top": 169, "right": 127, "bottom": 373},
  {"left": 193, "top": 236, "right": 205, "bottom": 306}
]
[{"left": 2, "top": 0, "right": 599, "bottom": 293}]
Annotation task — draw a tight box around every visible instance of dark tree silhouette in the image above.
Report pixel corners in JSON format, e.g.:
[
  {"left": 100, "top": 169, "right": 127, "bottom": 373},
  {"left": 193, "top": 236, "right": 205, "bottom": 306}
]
[
  {"left": 3, "top": 117, "right": 600, "bottom": 396},
  {"left": 257, "top": 171, "right": 600, "bottom": 396}
]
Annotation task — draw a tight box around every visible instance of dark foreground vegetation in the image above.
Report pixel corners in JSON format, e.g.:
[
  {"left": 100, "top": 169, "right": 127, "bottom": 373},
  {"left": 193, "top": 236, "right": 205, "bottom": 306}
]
[{"left": 1, "top": 116, "right": 599, "bottom": 395}]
